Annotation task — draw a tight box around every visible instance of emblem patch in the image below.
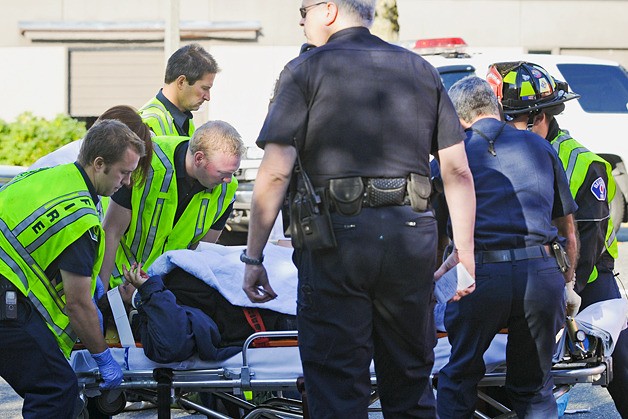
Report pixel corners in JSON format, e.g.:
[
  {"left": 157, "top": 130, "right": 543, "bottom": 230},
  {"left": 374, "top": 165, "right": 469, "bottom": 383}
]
[{"left": 591, "top": 177, "right": 607, "bottom": 201}]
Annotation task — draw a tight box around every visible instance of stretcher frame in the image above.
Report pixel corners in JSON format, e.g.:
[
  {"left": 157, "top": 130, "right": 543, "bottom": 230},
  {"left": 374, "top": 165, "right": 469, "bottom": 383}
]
[{"left": 72, "top": 328, "right": 613, "bottom": 419}]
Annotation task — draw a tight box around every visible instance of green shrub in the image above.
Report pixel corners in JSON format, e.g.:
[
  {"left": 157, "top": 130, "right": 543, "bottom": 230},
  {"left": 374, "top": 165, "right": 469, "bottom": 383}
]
[{"left": 0, "top": 112, "right": 86, "bottom": 166}]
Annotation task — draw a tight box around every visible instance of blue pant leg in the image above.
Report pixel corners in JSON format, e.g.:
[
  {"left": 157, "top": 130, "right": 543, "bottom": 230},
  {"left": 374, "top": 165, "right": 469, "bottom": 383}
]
[
  {"left": 437, "top": 262, "right": 512, "bottom": 419},
  {"left": 0, "top": 297, "right": 78, "bottom": 418},
  {"left": 371, "top": 208, "right": 438, "bottom": 417},
  {"left": 505, "top": 258, "right": 564, "bottom": 419},
  {"left": 578, "top": 272, "right": 628, "bottom": 418}
]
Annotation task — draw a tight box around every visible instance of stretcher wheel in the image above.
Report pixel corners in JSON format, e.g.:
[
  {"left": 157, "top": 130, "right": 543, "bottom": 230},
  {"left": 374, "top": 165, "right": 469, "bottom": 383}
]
[{"left": 95, "top": 390, "right": 127, "bottom": 415}]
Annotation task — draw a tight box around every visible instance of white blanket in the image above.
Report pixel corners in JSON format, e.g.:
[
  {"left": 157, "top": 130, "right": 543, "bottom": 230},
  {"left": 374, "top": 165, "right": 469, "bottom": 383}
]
[
  {"left": 147, "top": 243, "right": 298, "bottom": 315},
  {"left": 574, "top": 298, "right": 627, "bottom": 355}
]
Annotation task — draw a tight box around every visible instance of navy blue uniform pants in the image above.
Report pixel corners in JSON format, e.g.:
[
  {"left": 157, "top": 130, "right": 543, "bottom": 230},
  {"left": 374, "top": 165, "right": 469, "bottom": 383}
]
[
  {"left": 579, "top": 271, "right": 628, "bottom": 418},
  {"left": 294, "top": 206, "right": 438, "bottom": 418},
  {"left": 438, "top": 256, "right": 565, "bottom": 419},
  {"left": 0, "top": 294, "right": 78, "bottom": 418}
]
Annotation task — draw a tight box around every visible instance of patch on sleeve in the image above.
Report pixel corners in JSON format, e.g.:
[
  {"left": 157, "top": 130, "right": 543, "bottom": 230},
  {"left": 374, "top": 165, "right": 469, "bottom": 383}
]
[{"left": 591, "top": 177, "right": 607, "bottom": 201}]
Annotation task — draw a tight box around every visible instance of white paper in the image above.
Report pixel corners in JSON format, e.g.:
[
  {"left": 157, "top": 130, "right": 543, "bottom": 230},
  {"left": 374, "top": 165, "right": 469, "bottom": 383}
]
[
  {"left": 107, "top": 286, "right": 136, "bottom": 348},
  {"left": 434, "top": 263, "right": 475, "bottom": 304}
]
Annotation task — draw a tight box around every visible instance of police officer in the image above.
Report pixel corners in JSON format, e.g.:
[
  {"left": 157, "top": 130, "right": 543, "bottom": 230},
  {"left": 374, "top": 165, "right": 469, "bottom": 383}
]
[
  {"left": 491, "top": 61, "right": 628, "bottom": 418},
  {"left": 100, "top": 120, "right": 245, "bottom": 288},
  {"left": 241, "top": 1, "right": 476, "bottom": 417},
  {"left": 435, "top": 76, "right": 578, "bottom": 418},
  {"left": 140, "top": 43, "right": 219, "bottom": 137},
  {"left": 0, "top": 120, "right": 145, "bottom": 417}
]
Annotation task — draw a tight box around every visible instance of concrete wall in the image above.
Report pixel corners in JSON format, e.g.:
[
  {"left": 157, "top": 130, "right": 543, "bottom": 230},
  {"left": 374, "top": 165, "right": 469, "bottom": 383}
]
[
  {"left": 1, "top": 0, "right": 626, "bottom": 121},
  {"left": 0, "top": 46, "right": 67, "bottom": 120},
  {"left": 2, "top": 1, "right": 628, "bottom": 52}
]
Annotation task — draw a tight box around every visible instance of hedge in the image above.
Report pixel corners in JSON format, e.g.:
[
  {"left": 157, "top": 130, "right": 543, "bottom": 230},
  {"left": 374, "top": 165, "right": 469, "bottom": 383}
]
[{"left": 0, "top": 112, "right": 86, "bottom": 166}]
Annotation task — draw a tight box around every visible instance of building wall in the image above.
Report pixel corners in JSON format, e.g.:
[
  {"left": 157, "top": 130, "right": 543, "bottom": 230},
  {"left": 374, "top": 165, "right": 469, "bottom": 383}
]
[
  {"left": 3, "top": 1, "right": 628, "bottom": 53},
  {"left": 0, "top": 0, "right": 626, "bottom": 122}
]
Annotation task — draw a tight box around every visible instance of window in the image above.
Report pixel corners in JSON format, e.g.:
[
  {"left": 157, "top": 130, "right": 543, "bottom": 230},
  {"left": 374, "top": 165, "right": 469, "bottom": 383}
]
[
  {"left": 557, "top": 64, "right": 628, "bottom": 113},
  {"left": 437, "top": 65, "right": 476, "bottom": 90}
]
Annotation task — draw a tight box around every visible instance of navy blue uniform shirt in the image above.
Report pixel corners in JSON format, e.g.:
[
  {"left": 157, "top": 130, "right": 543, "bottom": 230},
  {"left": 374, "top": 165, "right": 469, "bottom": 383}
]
[
  {"left": 257, "top": 27, "right": 465, "bottom": 187},
  {"left": 464, "top": 118, "right": 576, "bottom": 249}
]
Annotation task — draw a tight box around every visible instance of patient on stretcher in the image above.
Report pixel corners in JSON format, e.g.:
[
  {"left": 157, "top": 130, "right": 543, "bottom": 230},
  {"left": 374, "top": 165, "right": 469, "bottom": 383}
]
[{"left": 97, "top": 262, "right": 297, "bottom": 364}]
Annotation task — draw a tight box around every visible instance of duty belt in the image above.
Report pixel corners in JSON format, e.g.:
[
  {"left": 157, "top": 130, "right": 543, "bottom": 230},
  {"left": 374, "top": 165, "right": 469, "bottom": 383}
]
[{"left": 475, "top": 245, "right": 553, "bottom": 264}]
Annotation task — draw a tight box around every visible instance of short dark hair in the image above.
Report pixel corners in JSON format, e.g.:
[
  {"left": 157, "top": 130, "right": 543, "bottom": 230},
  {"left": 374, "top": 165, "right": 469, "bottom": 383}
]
[
  {"left": 78, "top": 120, "right": 146, "bottom": 168},
  {"left": 164, "top": 43, "right": 219, "bottom": 85}
]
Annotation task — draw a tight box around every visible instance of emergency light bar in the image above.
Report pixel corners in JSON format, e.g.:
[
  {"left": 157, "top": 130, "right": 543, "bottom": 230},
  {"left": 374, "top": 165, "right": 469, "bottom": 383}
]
[{"left": 412, "top": 37, "right": 468, "bottom": 56}]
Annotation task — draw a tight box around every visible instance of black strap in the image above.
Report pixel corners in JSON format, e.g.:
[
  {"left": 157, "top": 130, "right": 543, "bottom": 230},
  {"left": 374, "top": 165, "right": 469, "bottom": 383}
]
[{"left": 471, "top": 123, "right": 506, "bottom": 157}]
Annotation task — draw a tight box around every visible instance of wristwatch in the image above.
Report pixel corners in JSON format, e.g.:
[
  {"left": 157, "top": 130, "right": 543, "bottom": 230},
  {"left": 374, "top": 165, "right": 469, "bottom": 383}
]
[{"left": 240, "top": 250, "right": 264, "bottom": 265}]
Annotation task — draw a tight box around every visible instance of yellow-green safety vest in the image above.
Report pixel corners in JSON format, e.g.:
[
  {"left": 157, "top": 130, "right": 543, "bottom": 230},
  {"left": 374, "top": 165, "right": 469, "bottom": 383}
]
[
  {"left": 109, "top": 136, "right": 237, "bottom": 287},
  {"left": 552, "top": 130, "right": 618, "bottom": 283},
  {"left": 139, "top": 97, "right": 195, "bottom": 137},
  {"left": 0, "top": 164, "right": 104, "bottom": 357}
]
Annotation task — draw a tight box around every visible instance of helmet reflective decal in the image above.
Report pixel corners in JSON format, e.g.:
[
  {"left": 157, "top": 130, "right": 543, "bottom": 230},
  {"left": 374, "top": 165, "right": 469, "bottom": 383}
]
[
  {"left": 591, "top": 177, "right": 607, "bottom": 201},
  {"left": 539, "top": 77, "right": 552, "bottom": 95}
]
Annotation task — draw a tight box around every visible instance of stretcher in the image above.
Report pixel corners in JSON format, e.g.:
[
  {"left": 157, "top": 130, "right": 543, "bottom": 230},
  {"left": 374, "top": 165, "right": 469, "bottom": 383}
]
[
  {"left": 70, "top": 298, "right": 626, "bottom": 419},
  {"left": 70, "top": 244, "right": 628, "bottom": 418}
]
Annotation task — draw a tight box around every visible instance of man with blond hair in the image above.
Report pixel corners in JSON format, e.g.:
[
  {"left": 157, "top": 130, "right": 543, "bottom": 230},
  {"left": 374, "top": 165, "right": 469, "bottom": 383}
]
[{"left": 100, "top": 120, "right": 245, "bottom": 287}]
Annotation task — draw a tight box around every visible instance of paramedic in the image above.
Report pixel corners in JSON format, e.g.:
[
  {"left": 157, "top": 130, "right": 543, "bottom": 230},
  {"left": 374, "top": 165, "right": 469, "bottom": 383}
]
[
  {"left": 0, "top": 120, "right": 145, "bottom": 417},
  {"left": 241, "top": 1, "right": 476, "bottom": 417},
  {"left": 100, "top": 120, "right": 245, "bottom": 288},
  {"left": 492, "top": 61, "right": 628, "bottom": 417},
  {"left": 435, "top": 76, "right": 577, "bottom": 418},
  {"left": 140, "top": 43, "right": 218, "bottom": 137}
]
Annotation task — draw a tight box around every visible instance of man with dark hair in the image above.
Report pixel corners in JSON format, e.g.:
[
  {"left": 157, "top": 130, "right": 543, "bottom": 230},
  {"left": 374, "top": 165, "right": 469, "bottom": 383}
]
[
  {"left": 0, "top": 120, "right": 145, "bottom": 417},
  {"left": 140, "top": 43, "right": 220, "bottom": 137}
]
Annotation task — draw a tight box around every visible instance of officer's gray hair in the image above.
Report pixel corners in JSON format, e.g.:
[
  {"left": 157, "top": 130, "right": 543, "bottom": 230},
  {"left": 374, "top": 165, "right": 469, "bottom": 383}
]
[
  {"left": 448, "top": 76, "right": 501, "bottom": 125},
  {"left": 189, "top": 120, "right": 246, "bottom": 161},
  {"left": 335, "top": 0, "right": 376, "bottom": 27}
]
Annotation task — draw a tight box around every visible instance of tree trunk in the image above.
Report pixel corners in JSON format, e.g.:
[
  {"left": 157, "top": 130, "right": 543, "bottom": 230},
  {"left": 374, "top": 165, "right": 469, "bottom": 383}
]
[{"left": 372, "top": 0, "right": 400, "bottom": 42}]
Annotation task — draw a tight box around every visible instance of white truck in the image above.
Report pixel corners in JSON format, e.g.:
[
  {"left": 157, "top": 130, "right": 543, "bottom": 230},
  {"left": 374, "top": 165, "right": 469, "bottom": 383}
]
[
  {"left": 211, "top": 41, "right": 628, "bottom": 237},
  {"left": 413, "top": 38, "right": 628, "bottom": 230}
]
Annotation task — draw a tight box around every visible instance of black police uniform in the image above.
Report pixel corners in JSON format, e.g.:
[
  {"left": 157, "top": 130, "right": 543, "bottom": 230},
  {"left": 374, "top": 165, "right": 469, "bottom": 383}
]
[
  {"left": 434, "top": 118, "right": 577, "bottom": 418},
  {"left": 257, "top": 27, "right": 464, "bottom": 417}
]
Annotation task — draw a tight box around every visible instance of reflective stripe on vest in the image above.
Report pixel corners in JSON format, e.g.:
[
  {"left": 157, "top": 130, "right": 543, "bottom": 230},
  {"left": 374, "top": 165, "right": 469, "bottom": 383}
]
[
  {"left": 110, "top": 137, "right": 237, "bottom": 287},
  {"left": 0, "top": 164, "right": 104, "bottom": 357},
  {"left": 552, "top": 131, "right": 618, "bottom": 283},
  {"left": 139, "top": 97, "right": 195, "bottom": 137}
]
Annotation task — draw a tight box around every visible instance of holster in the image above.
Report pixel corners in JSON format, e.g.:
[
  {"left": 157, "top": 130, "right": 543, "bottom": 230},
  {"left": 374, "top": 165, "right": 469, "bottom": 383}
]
[
  {"left": 328, "top": 177, "right": 364, "bottom": 216},
  {"left": 0, "top": 276, "right": 18, "bottom": 321},
  {"left": 289, "top": 172, "right": 337, "bottom": 251},
  {"left": 406, "top": 173, "right": 432, "bottom": 212},
  {"left": 551, "top": 242, "right": 570, "bottom": 273}
]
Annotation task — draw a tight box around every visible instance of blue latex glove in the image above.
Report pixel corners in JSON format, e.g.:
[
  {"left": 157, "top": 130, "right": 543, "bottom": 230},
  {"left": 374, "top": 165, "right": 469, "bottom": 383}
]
[
  {"left": 91, "top": 348, "right": 123, "bottom": 389},
  {"left": 94, "top": 275, "right": 105, "bottom": 300},
  {"left": 93, "top": 276, "right": 105, "bottom": 334}
]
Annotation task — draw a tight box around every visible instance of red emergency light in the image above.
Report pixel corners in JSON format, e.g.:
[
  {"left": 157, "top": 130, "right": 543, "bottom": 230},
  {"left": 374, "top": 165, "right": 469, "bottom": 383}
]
[{"left": 412, "top": 37, "right": 468, "bottom": 56}]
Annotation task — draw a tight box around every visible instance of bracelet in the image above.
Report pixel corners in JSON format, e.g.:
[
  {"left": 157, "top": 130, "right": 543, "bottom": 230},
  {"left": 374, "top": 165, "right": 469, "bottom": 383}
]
[{"left": 240, "top": 250, "right": 264, "bottom": 265}]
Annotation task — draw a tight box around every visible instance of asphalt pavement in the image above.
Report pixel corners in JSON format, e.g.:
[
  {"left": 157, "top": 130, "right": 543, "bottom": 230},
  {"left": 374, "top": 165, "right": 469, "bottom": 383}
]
[{"left": 2, "top": 234, "right": 628, "bottom": 418}]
